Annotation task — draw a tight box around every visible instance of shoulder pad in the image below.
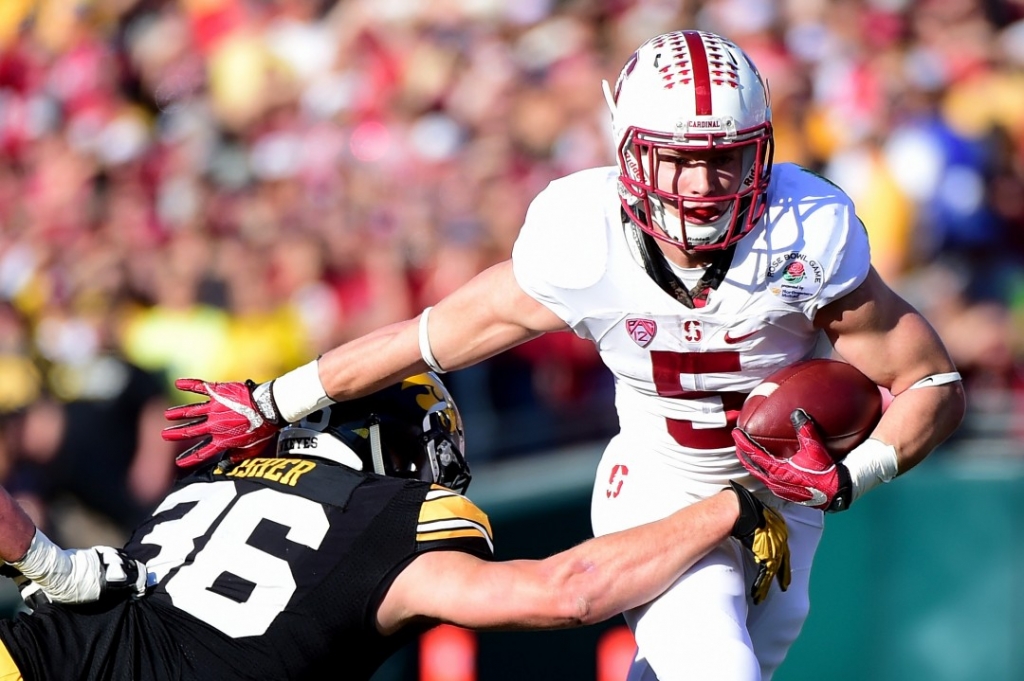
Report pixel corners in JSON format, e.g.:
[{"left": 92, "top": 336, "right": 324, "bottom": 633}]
[
  {"left": 416, "top": 486, "right": 494, "bottom": 555},
  {"left": 512, "top": 167, "right": 618, "bottom": 291},
  {"left": 759, "top": 164, "right": 871, "bottom": 308}
]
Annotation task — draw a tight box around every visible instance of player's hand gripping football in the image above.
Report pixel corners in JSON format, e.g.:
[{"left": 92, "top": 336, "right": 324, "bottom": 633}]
[
  {"left": 163, "top": 379, "right": 281, "bottom": 468},
  {"left": 728, "top": 481, "right": 791, "bottom": 605},
  {"left": 733, "top": 408, "right": 853, "bottom": 512}
]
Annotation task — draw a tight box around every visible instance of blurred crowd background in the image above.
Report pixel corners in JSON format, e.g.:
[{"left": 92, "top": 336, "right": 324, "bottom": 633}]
[{"left": 0, "top": 0, "right": 1022, "bottom": 555}]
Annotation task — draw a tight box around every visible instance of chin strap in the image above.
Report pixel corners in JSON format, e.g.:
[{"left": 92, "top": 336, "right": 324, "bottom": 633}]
[
  {"left": 622, "top": 209, "right": 736, "bottom": 308},
  {"left": 368, "top": 418, "right": 386, "bottom": 476}
]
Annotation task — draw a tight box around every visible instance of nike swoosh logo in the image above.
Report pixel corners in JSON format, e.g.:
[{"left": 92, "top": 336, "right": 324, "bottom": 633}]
[
  {"left": 801, "top": 488, "right": 828, "bottom": 507},
  {"left": 724, "top": 330, "right": 758, "bottom": 344},
  {"left": 206, "top": 385, "right": 263, "bottom": 433}
]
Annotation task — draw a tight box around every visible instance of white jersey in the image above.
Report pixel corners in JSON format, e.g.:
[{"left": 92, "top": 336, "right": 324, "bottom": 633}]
[{"left": 512, "top": 163, "right": 871, "bottom": 482}]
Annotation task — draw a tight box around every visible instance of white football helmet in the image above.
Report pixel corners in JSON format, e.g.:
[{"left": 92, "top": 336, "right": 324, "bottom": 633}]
[{"left": 604, "top": 30, "right": 774, "bottom": 251}]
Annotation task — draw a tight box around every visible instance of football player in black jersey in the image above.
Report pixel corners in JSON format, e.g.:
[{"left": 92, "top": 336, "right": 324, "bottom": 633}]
[{"left": 0, "top": 373, "right": 788, "bottom": 680}]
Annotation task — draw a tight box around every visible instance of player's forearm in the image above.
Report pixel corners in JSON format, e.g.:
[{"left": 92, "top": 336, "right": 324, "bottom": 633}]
[
  {"left": 871, "top": 380, "right": 966, "bottom": 474},
  {"left": 313, "top": 266, "right": 548, "bottom": 398},
  {"left": 274, "top": 263, "right": 558, "bottom": 423},
  {"left": 425, "top": 262, "right": 561, "bottom": 371},
  {"left": 316, "top": 319, "right": 427, "bottom": 403},
  {"left": 272, "top": 307, "right": 507, "bottom": 424},
  {"left": 313, "top": 312, "right": 537, "bottom": 402},
  {"left": 0, "top": 488, "right": 39, "bottom": 563},
  {"left": 540, "top": 491, "right": 737, "bottom": 627}
]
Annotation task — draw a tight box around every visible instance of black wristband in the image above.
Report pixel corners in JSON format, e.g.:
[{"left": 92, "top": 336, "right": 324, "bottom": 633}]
[
  {"left": 826, "top": 463, "right": 853, "bottom": 513},
  {"left": 729, "top": 481, "right": 765, "bottom": 538}
]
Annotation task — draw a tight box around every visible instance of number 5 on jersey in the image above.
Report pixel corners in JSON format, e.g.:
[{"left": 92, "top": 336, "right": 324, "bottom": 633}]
[{"left": 650, "top": 349, "right": 745, "bottom": 450}]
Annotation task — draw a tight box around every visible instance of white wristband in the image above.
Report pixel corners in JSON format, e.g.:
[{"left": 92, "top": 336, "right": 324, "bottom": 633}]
[
  {"left": 7, "top": 528, "right": 103, "bottom": 602},
  {"left": 8, "top": 529, "right": 69, "bottom": 583},
  {"left": 843, "top": 439, "right": 899, "bottom": 503},
  {"left": 272, "top": 360, "right": 335, "bottom": 423},
  {"left": 418, "top": 307, "right": 446, "bottom": 374}
]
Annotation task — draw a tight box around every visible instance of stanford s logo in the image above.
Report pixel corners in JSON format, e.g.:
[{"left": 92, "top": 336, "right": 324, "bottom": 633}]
[
  {"left": 606, "top": 464, "right": 629, "bottom": 499},
  {"left": 683, "top": 319, "right": 703, "bottom": 343},
  {"left": 626, "top": 318, "right": 657, "bottom": 347}
]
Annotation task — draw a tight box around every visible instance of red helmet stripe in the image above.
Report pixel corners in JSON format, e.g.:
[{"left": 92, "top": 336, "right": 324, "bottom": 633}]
[{"left": 683, "top": 31, "right": 712, "bottom": 115}]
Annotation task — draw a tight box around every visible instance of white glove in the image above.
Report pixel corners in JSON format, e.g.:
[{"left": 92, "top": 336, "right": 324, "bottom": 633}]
[{"left": 5, "top": 529, "right": 148, "bottom": 605}]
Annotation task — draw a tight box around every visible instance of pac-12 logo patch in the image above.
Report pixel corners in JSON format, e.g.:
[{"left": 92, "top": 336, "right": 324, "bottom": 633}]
[{"left": 626, "top": 318, "right": 657, "bottom": 347}]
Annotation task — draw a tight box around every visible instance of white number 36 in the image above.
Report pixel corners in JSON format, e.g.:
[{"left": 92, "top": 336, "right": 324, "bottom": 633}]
[{"left": 139, "top": 481, "right": 329, "bottom": 638}]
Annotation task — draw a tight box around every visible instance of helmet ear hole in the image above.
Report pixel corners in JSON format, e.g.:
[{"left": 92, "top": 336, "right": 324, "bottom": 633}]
[{"left": 304, "top": 409, "right": 329, "bottom": 429}]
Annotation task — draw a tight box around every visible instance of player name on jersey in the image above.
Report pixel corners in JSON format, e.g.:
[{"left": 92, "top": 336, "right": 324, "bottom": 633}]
[{"left": 222, "top": 457, "right": 317, "bottom": 486}]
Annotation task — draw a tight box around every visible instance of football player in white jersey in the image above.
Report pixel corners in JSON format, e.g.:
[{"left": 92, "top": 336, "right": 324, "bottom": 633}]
[{"left": 163, "top": 30, "right": 966, "bottom": 680}]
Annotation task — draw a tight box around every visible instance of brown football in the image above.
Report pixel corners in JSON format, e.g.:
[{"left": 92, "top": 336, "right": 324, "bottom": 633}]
[{"left": 737, "top": 359, "right": 883, "bottom": 462}]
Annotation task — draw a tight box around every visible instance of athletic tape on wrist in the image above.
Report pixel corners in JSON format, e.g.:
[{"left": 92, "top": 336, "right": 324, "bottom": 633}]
[
  {"left": 908, "top": 372, "right": 961, "bottom": 390},
  {"left": 8, "top": 529, "right": 71, "bottom": 588},
  {"left": 843, "top": 439, "right": 899, "bottom": 502},
  {"left": 418, "top": 307, "right": 447, "bottom": 374},
  {"left": 271, "top": 360, "right": 335, "bottom": 423}
]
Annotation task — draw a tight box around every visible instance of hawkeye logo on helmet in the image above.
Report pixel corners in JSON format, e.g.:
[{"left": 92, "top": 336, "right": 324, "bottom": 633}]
[{"left": 403, "top": 374, "right": 459, "bottom": 436}]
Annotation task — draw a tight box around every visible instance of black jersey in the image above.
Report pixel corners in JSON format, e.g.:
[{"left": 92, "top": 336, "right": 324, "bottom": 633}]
[{"left": 0, "top": 457, "right": 494, "bottom": 680}]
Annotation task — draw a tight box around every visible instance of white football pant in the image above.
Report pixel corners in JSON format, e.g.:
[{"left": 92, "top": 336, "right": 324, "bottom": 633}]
[{"left": 591, "top": 433, "right": 824, "bottom": 681}]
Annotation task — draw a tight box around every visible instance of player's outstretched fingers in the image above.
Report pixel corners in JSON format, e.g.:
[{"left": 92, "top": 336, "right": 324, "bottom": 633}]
[
  {"left": 174, "top": 438, "right": 216, "bottom": 468},
  {"left": 173, "top": 378, "right": 212, "bottom": 396},
  {"left": 162, "top": 420, "right": 211, "bottom": 442},
  {"left": 163, "top": 402, "right": 209, "bottom": 422}
]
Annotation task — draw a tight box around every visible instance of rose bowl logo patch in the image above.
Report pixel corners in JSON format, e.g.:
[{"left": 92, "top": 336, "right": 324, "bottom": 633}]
[
  {"left": 767, "top": 252, "right": 823, "bottom": 302},
  {"left": 626, "top": 318, "right": 657, "bottom": 347},
  {"left": 782, "top": 261, "right": 805, "bottom": 283}
]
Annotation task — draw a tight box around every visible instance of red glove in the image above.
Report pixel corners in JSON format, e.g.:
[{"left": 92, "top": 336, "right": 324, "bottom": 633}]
[
  {"left": 163, "top": 379, "right": 281, "bottom": 468},
  {"left": 733, "top": 409, "right": 853, "bottom": 512}
]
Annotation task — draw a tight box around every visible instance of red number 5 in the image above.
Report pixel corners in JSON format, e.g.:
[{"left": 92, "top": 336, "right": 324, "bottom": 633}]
[{"left": 650, "top": 350, "right": 745, "bottom": 449}]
